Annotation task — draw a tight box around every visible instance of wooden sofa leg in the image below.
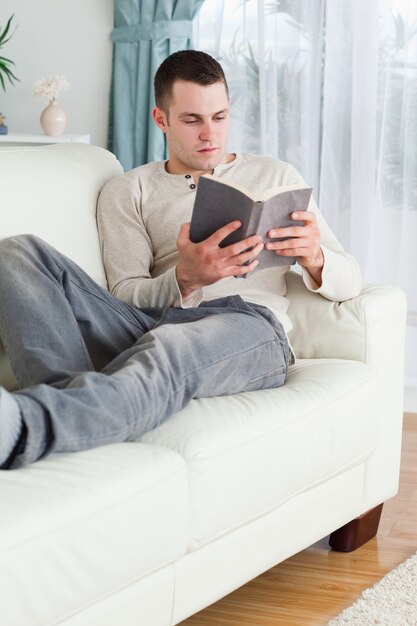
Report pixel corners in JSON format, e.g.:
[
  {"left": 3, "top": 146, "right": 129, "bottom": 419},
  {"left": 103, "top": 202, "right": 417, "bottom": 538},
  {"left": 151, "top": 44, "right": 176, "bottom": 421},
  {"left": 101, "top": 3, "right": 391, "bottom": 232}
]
[{"left": 328, "top": 503, "right": 384, "bottom": 552}]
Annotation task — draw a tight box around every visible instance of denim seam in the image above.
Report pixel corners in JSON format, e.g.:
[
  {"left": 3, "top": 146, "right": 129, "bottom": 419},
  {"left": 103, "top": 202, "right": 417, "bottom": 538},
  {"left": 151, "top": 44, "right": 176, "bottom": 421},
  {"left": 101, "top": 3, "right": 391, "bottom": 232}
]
[
  {"left": 164, "top": 336, "right": 281, "bottom": 380},
  {"left": 55, "top": 269, "right": 93, "bottom": 373},
  {"left": 153, "top": 336, "right": 286, "bottom": 397},
  {"left": 52, "top": 424, "right": 133, "bottom": 450},
  {"left": 65, "top": 276, "right": 146, "bottom": 332},
  {"left": 248, "top": 364, "right": 287, "bottom": 386}
]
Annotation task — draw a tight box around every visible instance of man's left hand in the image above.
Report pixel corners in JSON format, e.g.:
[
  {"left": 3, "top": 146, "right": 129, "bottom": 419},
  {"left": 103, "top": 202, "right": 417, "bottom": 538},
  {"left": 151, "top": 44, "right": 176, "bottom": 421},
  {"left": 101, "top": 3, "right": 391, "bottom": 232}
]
[{"left": 266, "top": 211, "right": 324, "bottom": 285}]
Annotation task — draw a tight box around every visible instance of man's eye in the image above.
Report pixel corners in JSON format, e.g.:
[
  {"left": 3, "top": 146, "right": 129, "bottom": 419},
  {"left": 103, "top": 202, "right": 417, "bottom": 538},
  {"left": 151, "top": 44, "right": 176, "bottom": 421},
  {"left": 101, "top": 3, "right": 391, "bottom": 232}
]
[
  {"left": 215, "top": 117, "right": 226, "bottom": 121},
  {"left": 184, "top": 120, "right": 198, "bottom": 124}
]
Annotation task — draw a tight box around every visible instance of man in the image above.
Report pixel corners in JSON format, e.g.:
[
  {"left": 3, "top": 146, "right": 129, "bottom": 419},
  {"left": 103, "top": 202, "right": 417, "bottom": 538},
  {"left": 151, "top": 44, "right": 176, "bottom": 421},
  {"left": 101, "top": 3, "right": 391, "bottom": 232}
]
[{"left": 0, "top": 51, "right": 361, "bottom": 469}]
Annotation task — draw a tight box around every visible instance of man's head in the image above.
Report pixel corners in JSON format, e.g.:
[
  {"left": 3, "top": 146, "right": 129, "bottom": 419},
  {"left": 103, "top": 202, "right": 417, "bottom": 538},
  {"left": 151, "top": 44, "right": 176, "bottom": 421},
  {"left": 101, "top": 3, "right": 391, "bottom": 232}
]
[
  {"left": 152, "top": 50, "right": 234, "bottom": 178},
  {"left": 154, "top": 50, "right": 229, "bottom": 117}
]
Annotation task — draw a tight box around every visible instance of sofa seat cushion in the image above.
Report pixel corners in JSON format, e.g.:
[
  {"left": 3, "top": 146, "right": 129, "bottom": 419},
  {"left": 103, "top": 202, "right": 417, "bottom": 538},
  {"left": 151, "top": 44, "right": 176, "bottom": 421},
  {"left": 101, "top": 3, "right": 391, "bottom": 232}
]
[
  {"left": 0, "top": 443, "right": 187, "bottom": 626},
  {"left": 141, "top": 358, "right": 378, "bottom": 551}
]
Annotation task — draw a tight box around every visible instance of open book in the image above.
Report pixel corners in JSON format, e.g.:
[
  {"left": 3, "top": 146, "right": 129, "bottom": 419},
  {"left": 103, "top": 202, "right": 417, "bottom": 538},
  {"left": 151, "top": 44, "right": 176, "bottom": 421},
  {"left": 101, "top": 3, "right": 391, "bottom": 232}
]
[{"left": 189, "top": 174, "right": 313, "bottom": 271}]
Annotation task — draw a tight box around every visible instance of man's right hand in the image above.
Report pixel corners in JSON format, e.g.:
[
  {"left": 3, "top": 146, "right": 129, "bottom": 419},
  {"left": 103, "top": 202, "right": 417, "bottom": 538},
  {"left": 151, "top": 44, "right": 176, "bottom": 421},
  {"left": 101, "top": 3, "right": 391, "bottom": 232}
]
[{"left": 176, "top": 222, "right": 264, "bottom": 300}]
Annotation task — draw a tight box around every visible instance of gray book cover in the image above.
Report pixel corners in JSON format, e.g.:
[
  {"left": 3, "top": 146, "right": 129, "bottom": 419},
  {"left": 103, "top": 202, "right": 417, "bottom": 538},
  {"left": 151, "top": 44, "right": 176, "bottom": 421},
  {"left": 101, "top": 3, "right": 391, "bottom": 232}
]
[{"left": 190, "top": 176, "right": 312, "bottom": 271}]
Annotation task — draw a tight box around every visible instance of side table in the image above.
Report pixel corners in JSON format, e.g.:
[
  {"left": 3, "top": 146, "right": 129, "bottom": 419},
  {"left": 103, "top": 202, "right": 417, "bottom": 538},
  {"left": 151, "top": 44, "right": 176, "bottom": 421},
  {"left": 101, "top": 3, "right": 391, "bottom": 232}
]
[{"left": 0, "top": 133, "right": 90, "bottom": 146}]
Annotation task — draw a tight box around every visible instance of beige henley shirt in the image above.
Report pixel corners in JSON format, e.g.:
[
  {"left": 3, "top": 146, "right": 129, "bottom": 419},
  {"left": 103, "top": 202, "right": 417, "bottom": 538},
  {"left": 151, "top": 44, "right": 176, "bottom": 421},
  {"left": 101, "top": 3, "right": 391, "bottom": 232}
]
[{"left": 97, "top": 153, "right": 362, "bottom": 336}]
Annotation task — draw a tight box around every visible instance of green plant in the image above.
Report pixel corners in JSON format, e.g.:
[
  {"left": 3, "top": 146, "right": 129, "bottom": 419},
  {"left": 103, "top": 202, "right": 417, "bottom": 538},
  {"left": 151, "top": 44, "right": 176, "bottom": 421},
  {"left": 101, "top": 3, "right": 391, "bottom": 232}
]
[{"left": 0, "top": 14, "right": 19, "bottom": 91}]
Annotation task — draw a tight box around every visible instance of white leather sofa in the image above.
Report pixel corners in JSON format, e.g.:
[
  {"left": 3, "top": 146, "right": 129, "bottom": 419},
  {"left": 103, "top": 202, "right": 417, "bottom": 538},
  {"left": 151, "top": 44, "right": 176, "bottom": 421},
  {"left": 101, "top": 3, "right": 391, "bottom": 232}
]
[{"left": 0, "top": 143, "right": 406, "bottom": 626}]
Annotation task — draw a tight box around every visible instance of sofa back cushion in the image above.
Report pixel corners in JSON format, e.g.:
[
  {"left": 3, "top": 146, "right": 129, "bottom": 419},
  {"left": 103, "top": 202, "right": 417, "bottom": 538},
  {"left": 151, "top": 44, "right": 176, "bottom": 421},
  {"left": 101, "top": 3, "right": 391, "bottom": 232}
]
[{"left": 0, "top": 143, "right": 123, "bottom": 288}]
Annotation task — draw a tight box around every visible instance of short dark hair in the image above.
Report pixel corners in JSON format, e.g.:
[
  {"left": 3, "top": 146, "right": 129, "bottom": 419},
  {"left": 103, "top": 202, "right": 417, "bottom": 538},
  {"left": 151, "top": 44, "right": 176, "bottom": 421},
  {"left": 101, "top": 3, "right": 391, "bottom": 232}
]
[{"left": 154, "top": 50, "right": 229, "bottom": 114}]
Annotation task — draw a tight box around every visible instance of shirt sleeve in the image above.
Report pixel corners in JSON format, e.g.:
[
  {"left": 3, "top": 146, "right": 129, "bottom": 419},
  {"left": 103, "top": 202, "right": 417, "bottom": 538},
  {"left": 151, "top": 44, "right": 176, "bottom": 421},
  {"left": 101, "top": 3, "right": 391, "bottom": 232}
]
[
  {"left": 300, "top": 197, "right": 362, "bottom": 301},
  {"left": 97, "top": 172, "right": 203, "bottom": 309},
  {"left": 282, "top": 164, "right": 362, "bottom": 302}
]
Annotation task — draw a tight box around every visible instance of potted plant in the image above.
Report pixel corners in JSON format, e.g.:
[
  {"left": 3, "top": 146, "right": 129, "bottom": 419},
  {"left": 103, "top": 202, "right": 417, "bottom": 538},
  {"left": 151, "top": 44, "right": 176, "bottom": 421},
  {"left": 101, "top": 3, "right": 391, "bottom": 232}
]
[
  {"left": 0, "top": 14, "right": 19, "bottom": 91},
  {"left": 0, "top": 15, "right": 19, "bottom": 135}
]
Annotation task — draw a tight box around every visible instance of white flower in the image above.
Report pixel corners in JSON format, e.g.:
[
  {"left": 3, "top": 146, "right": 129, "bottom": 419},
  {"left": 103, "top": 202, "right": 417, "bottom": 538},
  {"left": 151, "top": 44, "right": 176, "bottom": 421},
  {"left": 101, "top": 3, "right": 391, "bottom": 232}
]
[{"left": 33, "top": 75, "right": 70, "bottom": 101}]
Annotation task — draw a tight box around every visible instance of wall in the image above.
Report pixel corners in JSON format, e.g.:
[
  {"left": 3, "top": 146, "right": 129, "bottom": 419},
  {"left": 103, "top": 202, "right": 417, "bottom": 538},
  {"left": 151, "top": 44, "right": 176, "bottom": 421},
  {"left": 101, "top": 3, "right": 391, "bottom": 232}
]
[{"left": 0, "top": 0, "right": 113, "bottom": 147}]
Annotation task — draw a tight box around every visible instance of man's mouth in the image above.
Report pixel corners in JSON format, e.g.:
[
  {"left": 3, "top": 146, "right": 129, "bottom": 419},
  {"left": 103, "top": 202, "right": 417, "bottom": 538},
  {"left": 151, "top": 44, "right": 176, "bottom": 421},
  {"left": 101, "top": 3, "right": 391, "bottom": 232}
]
[{"left": 198, "top": 147, "right": 218, "bottom": 154}]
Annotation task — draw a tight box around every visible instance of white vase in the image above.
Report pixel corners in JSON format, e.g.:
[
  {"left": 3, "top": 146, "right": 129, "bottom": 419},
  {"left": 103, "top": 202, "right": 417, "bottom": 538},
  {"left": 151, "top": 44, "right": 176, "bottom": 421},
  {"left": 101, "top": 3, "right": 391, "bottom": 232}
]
[{"left": 40, "top": 99, "right": 67, "bottom": 136}]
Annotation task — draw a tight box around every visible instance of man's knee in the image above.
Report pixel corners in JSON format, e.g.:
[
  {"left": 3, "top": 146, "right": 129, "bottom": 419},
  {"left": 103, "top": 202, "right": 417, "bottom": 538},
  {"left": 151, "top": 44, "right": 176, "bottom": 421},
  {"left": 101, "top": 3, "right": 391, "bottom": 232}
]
[
  {"left": 0, "top": 235, "right": 52, "bottom": 288},
  {"left": 0, "top": 233, "right": 42, "bottom": 256},
  {"left": 0, "top": 234, "right": 51, "bottom": 264}
]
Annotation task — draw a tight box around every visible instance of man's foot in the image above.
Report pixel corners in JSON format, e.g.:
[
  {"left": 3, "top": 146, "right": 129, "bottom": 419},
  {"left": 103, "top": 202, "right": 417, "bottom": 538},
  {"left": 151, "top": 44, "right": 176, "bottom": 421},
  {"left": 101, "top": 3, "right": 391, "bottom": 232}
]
[{"left": 0, "top": 387, "right": 23, "bottom": 468}]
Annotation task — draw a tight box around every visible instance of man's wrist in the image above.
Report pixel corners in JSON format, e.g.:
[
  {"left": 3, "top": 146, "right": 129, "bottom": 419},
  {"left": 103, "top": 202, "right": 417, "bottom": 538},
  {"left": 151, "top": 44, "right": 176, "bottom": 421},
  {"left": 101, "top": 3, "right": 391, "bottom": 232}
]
[
  {"left": 304, "top": 249, "right": 324, "bottom": 286},
  {"left": 175, "top": 265, "right": 199, "bottom": 300},
  {"left": 307, "top": 248, "right": 324, "bottom": 269}
]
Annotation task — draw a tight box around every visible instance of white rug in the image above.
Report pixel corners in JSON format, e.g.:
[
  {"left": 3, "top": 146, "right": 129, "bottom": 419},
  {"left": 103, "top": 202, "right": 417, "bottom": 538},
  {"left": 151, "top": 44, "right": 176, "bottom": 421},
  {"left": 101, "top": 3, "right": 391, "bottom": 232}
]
[{"left": 328, "top": 551, "right": 417, "bottom": 625}]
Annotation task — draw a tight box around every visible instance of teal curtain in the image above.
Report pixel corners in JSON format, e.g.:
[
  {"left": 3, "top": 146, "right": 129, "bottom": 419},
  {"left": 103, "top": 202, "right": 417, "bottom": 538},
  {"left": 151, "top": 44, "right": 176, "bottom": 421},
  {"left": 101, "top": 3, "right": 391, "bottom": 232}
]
[{"left": 109, "top": 0, "right": 205, "bottom": 171}]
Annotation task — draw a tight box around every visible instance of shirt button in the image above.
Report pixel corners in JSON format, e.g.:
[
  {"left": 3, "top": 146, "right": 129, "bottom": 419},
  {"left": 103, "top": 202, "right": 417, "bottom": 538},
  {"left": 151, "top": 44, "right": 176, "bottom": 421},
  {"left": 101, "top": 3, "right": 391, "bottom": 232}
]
[
  {"left": 185, "top": 174, "right": 191, "bottom": 179},
  {"left": 190, "top": 183, "right": 196, "bottom": 189}
]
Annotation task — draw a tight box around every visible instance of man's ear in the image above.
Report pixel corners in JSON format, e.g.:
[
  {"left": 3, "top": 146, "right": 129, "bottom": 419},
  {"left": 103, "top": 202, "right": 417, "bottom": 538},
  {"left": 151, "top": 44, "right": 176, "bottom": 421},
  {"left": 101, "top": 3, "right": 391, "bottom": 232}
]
[{"left": 152, "top": 106, "right": 168, "bottom": 133}]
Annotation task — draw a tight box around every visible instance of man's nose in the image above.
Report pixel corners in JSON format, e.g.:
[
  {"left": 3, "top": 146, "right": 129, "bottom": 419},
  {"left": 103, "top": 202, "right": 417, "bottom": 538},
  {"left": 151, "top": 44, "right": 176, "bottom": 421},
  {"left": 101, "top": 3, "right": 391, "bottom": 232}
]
[{"left": 199, "top": 121, "right": 215, "bottom": 142}]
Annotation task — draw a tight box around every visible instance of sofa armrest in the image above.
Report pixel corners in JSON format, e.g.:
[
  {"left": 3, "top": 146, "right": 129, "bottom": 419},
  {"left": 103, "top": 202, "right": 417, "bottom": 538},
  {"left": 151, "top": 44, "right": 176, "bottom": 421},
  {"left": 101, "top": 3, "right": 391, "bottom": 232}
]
[
  {"left": 286, "top": 270, "right": 407, "bottom": 366},
  {"left": 286, "top": 269, "right": 407, "bottom": 505}
]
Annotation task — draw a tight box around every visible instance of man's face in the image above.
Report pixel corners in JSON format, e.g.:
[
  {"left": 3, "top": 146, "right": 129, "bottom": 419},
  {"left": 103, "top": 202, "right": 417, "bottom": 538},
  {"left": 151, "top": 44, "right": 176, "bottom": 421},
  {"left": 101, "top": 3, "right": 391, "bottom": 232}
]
[{"left": 152, "top": 80, "right": 231, "bottom": 176}]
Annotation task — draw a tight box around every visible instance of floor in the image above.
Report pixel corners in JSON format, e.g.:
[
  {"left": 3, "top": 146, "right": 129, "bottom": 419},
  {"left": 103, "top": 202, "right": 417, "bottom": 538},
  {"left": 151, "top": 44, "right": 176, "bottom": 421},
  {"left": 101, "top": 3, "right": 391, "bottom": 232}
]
[
  {"left": 404, "top": 385, "right": 417, "bottom": 413},
  {"left": 181, "top": 413, "right": 417, "bottom": 625}
]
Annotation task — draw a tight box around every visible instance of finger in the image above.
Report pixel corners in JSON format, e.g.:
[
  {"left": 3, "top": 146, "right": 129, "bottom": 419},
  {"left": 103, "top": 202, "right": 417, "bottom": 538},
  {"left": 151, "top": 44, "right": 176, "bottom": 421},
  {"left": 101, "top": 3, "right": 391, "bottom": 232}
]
[
  {"left": 267, "top": 212, "right": 316, "bottom": 239},
  {"left": 266, "top": 239, "right": 296, "bottom": 252},
  {"left": 291, "top": 211, "right": 315, "bottom": 223},
  {"left": 269, "top": 221, "right": 320, "bottom": 241},
  {"left": 223, "top": 258, "right": 260, "bottom": 277},
  {"left": 274, "top": 245, "right": 319, "bottom": 259},
  {"left": 231, "top": 242, "right": 264, "bottom": 264},
  {"left": 274, "top": 247, "right": 307, "bottom": 256},
  {"left": 221, "top": 234, "right": 263, "bottom": 258},
  {"left": 208, "top": 221, "right": 242, "bottom": 246},
  {"left": 266, "top": 235, "right": 316, "bottom": 253},
  {"left": 268, "top": 226, "right": 309, "bottom": 239}
]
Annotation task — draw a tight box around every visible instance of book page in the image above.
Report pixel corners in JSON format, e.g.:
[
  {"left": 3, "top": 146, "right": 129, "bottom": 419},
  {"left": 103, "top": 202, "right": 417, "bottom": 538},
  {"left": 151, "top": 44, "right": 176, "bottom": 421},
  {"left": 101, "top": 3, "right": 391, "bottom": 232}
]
[{"left": 202, "top": 174, "right": 308, "bottom": 202}]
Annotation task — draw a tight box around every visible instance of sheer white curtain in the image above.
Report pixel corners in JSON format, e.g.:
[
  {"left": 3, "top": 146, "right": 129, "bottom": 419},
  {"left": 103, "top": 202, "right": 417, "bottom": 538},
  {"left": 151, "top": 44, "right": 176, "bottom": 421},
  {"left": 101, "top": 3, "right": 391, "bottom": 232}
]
[
  {"left": 194, "top": 0, "right": 325, "bottom": 192},
  {"left": 320, "top": 0, "right": 417, "bottom": 309},
  {"left": 195, "top": 0, "right": 417, "bottom": 386}
]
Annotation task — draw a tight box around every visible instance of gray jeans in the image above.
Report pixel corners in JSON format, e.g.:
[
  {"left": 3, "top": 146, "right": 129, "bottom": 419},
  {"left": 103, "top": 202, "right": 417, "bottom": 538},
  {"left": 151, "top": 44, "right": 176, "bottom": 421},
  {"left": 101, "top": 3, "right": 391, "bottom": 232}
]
[{"left": 0, "top": 235, "right": 291, "bottom": 468}]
